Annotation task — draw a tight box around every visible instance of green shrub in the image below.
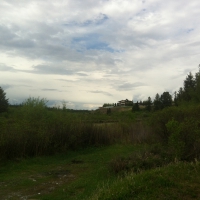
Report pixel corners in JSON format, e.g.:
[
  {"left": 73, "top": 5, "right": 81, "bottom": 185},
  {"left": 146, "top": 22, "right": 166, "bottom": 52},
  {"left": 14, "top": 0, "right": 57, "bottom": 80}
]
[
  {"left": 151, "top": 105, "right": 200, "bottom": 161},
  {"left": 166, "top": 118, "right": 184, "bottom": 160},
  {"left": 109, "top": 146, "right": 170, "bottom": 175}
]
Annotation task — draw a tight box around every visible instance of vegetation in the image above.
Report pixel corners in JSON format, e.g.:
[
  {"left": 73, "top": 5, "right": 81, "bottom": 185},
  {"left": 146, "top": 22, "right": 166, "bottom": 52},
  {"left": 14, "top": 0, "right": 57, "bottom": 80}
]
[
  {"left": 0, "top": 97, "right": 151, "bottom": 160},
  {"left": 0, "top": 87, "right": 9, "bottom": 113},
  {"left": 132, "top": 101, "right": 140, "bottom": 112},
  {"left": 103, "top": 103, "right": 116, "bottom": 107},
  {"left": 89, "top": 160, "right": 200, "bottom": 200},
  {"left": 1, "top": 66, "right": 200, "bottom": 199}
]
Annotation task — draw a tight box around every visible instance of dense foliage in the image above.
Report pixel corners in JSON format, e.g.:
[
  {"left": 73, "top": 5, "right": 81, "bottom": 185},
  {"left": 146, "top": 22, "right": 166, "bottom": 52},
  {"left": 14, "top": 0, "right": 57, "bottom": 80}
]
[
  {"left": 176, "top": 68, "right": 200, "bottom": 104},
  {"left": 0, "top": 87, "right": 9, "bottom": 113},
  {"left": 0, "top": 97, "right": 151, "bottom": 160}
]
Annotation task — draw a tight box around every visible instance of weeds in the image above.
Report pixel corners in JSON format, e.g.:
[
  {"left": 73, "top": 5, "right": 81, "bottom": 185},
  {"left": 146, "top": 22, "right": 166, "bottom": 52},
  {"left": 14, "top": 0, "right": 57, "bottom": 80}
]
[
  {"left": 109, "top": 144, "right": 171, "bottom": 175},
  {"left": 0, "top": 98, "right": 152, "bottom": 161},
  {"left": 90, "top": 160, "right": 200, "bottom": 200}
]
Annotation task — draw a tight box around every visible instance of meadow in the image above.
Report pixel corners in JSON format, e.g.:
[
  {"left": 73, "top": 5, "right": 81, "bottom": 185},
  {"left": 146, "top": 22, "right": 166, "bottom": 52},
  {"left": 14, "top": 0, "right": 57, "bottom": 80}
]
[{"left": 0, "top": 97, "right": 200, "bottom": 199}]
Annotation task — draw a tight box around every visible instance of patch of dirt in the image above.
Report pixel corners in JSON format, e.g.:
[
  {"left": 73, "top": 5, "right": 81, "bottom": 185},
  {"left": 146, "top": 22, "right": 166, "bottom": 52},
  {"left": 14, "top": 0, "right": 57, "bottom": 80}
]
[{"left": 1, "top": 167, "right": 76, "bottom": 200}]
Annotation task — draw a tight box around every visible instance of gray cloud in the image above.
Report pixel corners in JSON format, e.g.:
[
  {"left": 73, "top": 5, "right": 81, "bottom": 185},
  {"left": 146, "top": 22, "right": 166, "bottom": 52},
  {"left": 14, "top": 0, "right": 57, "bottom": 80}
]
[
  {"left": 0, "top": 84, "right": 32, "bottom": 90},
  {"left": 0, "top": 64, "right": 16, "bottom": 72},
  {"left": 0, "top": 84, "right": 13, "bottom": 90},
  {"left": 116, "top": 82, "right": 146, "bottom": 91},
  {"left": 56, "top": 79, "right": 77, "bottom": 83},
  {"left": 41, "top": 88, "right": 60, "bottom": 91},
  {"left": 89, "top": 90, "right": 112, "bottom": 96},
  {"left": 31, "top": 64, "right": 74, "bottom": 75},
  {"left": 76, "top": 73, "right": 88, "bottom": 76}
]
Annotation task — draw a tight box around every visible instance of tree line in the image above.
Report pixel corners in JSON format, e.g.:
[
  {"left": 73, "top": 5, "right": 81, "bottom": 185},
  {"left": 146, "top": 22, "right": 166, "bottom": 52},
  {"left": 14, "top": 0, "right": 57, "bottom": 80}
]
[
  {"left": 1, "top": 66, "right": 200, "bottom": 114},
  {"left": 132, "top": 66, "right": 200, "bottom": 112}
]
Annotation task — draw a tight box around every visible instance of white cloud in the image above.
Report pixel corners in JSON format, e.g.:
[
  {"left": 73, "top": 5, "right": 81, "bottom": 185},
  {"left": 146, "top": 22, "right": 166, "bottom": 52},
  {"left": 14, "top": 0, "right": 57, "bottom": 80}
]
[{"left": 1, "top": 0, "right": 200, "bottom": 109}]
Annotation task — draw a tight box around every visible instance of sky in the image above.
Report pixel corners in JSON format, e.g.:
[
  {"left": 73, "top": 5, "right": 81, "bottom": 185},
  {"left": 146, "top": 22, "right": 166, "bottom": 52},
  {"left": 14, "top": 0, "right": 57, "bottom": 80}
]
[{"left": 1, "top": 0, "right": 200, "bottom": 110}]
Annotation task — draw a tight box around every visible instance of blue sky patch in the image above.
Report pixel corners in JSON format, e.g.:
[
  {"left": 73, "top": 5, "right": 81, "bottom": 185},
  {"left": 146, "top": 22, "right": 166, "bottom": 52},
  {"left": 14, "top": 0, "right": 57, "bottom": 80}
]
[
  {"left": 82, "top": 13, "right": 109, "bottom": 26},
  {"left": 186, "top": 28, "right": 194, "bottom": 33},
  {"left": 64, "top": 13, "right": 108, "bottom": 27},
  {"left": 72, "top": 33, "right": 115, "bottom": 52}
]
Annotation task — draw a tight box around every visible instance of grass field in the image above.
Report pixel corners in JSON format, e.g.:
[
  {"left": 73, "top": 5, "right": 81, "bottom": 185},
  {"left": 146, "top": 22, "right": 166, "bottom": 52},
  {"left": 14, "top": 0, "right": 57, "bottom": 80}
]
[
  {"left": 1, "top": 99, "right": 200, "bottom": 199},
  {"left": 1, "top": 144, "right": 200, "bottom": 200},
  {"left": 0, "top": 144, "right": 140, "bottom": 200},
  {"left": 0, "top": 145, "right": 200, "bottom": 200}
]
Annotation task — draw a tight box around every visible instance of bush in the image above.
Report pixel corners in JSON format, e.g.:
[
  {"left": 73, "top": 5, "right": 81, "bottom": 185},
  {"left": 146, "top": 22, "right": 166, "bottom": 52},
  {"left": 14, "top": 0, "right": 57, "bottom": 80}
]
[
  {"left": 109, "top": 147, "right": 170, "bottom": 175},
  {"left": 166, "top": 118, "right": 184, "bottom": 159},
  {"left": 150, "top": 105, "right": 200, "bottom": 161}
]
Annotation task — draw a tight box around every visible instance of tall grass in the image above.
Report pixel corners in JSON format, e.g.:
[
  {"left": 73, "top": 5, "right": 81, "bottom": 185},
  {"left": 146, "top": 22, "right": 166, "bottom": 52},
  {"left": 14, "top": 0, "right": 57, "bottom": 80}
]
[
  {"left": 89, "top": 160, "right": 200, "bottom": 200},
  {"left": 0, "top": 98, "right": 152, "bottom": 161}
]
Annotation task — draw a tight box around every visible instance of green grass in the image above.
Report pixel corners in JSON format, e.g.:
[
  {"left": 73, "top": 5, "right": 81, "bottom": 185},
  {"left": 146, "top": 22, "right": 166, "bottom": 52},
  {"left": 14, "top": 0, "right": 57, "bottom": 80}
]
[
  {"left": 1, "top": 144, "right": 200, "bottom": 200},
  {"left": 89, "top": 160, "right": 200, "bottom": 200},
  {"left": 0, "top": 144, "right": 140, "bottom": 200}
]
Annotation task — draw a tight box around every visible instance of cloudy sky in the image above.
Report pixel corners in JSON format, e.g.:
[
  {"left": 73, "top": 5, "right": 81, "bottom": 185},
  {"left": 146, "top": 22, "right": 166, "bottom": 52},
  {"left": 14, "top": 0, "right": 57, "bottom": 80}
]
[{"left": 1, "top": 0, "right": 200, "bottom": 109}]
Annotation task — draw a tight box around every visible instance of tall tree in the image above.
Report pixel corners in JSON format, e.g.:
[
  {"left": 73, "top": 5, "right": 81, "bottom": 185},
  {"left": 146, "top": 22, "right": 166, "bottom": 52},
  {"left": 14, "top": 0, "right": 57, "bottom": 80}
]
[
  {"left": 153, "top": 93, "right": 161, "bottom": 111},
  {"left": 183, "top": 72, "right": 195, "bottom": 101},
  {"left": 0, "top": 87, "right": 9, "bottom": 113},
  {"left": 174, "top": 91, "right": 178, "bottom": 106},
  {"left": 160, "top": 92, "right": 172, "bottom": 109},
  {"left": 193, "top": 67, "right": 200, "bottom": 102},
  {"left": 177, "top": 87, "right": 184, "bottom": 102},
  {"left": 145, "top": 97, "right": 152, "bottom": 111},
  {"left": 184, "top": 72, "right": 195, "bottom": 91}
]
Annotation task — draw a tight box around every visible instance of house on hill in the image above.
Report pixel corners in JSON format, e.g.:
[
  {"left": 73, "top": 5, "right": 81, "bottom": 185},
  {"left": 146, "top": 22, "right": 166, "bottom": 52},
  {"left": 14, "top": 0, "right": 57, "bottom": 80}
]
[{"left": 117, "top": 99, "right": 133, "bottom": 106}]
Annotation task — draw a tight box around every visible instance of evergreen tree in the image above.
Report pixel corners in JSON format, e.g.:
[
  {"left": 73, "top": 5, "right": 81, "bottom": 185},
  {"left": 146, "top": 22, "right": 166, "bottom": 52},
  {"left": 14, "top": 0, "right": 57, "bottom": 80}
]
[
  {"left": 177, "top": 87, "right": 184, "bottom": 102},
  {"left": 153, "top": 93, "right": 161, "bottom": 111},
  {"left": 132, "top": 101, "right": 140, "bottom": 112},
  {"left": 184, "top": 72, "right": 195, "bottom": 91},
  {"left": 160, "top": 92, "right": 172, "bottom": 109},
  {"left": 194, "top": 68, "right": 200, "bottom": 102},
  {"left": 183, "top": 72, "right": 195, "bottom": 101},
  {"left": 174, "top": 91, "right": 178, "bottom": 106},
  {"left": 145, "top": 97, "right": 152, "bottom": 111},
  {"left": 0, "top": 87, "right": 9, "bottom": 113},
  {"left": 175, "top": 66, "right": 200, "bottom": 104}
]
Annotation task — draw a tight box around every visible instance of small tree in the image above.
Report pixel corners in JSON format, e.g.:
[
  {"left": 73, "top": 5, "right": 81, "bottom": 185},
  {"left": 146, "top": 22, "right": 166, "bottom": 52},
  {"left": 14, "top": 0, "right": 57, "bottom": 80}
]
[
  {"left": 21, "top": 97, "right": 48, "bottom": 121},
  {"left": 132, "top": 101, "right": 140, "bottom": 112},
  {"left": 174, "top": 91, "right": 178, "bottom": 106},
  {"left": 153, "top": 93, "right": 161, "bottom": 111},
  {"left": 145, "top": 97, "right": 152, "bottom": 111},
  {"left": 62, "top": 100, "right": 67, "bottom": 111},
  {"left": 107, "top": 108, "right": 111, "bottom": 115},
  {"left": 0, "top": 87, "right": 9, "bottom": 113}
]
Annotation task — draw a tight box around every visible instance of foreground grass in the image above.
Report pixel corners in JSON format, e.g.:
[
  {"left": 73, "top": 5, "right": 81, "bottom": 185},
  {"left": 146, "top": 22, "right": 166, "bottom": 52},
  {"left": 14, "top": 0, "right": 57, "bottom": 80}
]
[
  {"left": 89, "top": 160, "right": 200, "bottom": 200},
  {"left": 0, "top": 144, "right": 140, "bottom": 200},
  {"left": 1, "top": 144, "right": 200, "bottom": 200}
]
